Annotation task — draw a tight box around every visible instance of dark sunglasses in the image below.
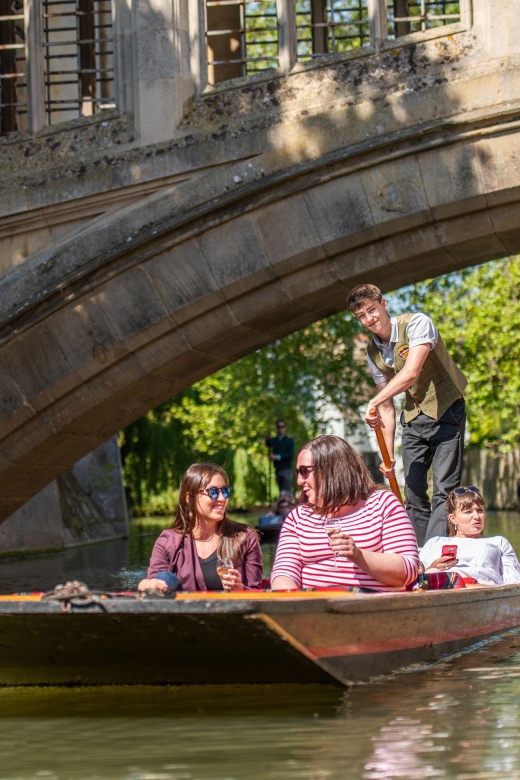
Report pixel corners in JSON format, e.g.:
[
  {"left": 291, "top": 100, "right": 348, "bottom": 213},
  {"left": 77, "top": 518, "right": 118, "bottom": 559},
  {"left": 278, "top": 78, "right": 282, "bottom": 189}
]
[
  {"left": 200, "top": 486, "right": 232, "bottom": 500},
  {"left": 453, "top": 486, "right": 481, "bottom": 496},
  {"left": 295, "top": 466, "right": 314, "bottom": 478}
]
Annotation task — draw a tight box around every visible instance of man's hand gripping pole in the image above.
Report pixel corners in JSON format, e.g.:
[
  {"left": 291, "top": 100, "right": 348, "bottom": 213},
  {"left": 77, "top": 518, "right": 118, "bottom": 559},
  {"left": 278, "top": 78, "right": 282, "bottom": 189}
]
[{"left": 367, "top": 408, "right": 404, "bottom": 506}]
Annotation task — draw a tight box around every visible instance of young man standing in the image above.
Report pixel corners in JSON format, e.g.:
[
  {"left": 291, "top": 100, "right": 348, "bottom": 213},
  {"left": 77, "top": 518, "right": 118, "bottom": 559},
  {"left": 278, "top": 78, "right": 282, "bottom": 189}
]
[
  {"left": 265, "top": 420, "right": 295, "bottom": 497},
  {"left": 347, "top": 284, "right": 467, "bottom": 546}
]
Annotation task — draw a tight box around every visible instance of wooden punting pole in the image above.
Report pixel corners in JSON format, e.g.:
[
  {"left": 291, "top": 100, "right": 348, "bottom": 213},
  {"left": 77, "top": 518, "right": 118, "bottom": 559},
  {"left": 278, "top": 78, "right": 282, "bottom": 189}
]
[{"left": 368, "top": 408, "right": 404, "bottom": 505}]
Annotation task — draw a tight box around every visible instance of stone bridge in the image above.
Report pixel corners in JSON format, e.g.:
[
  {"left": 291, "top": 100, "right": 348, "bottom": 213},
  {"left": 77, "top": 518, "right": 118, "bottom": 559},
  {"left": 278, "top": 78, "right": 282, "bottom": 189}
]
[{"left": 0, "top": 0, "right": 519, "bottom": 521}]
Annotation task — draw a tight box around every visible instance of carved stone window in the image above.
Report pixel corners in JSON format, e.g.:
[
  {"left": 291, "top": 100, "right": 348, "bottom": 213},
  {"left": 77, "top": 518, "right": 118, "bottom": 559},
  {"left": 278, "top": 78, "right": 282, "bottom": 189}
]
[
  {"left": 0, "top": 0, "right": 27, "bottom": 133},
  {"left": 43, "top": 0, "right": 115, "bottom": 124},
  {"left": 0, "top": 0, "right": 115, "bottom": 134},
  {"left": 387, "top": 0, "right": 461, "bottom": 38},
  {"left": 206, "top": 0, "right": 279, "bottom": 85},
  {"left": 296, "top": 0, "right": 370, "bottom": 62}
]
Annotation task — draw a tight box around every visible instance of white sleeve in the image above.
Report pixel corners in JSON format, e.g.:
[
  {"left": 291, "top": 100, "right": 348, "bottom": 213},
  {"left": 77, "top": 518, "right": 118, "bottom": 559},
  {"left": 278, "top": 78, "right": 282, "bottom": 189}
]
[
  {"left": 406, "top": 313, "right": 439, "bottom": 351},
  {"left": 499, "top": 538, "right": 520, "bottom": 584},
  {"left": 419, "top": 537, "right": 443, "bottom": 568},
  {"left": 366, "top": 352, "right": 388, "bottom": 385}
]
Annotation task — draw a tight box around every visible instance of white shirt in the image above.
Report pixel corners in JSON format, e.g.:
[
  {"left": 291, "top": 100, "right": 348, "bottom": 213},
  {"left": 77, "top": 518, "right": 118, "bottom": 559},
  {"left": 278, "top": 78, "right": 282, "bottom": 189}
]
[
  {"left": 367, "top": 313, "right": 439, "bottom": 386},
  {"left": 420, "top": 536, "right": 520, "bottom": 586}
]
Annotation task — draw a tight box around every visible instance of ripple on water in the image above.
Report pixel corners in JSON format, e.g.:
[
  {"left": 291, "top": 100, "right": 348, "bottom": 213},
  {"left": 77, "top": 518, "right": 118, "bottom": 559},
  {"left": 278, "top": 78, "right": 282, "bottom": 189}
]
[{"left": 0, "top": 632, "right": 519, "bottom": 779}]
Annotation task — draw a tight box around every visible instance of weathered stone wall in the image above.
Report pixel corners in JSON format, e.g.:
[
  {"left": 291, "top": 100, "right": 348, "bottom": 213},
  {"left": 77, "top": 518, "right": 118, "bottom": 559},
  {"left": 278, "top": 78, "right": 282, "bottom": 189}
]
[
  {"left": 1, "top": 0, "right": 519, "bottom": 271},
  {"left": 0, "top": 437, "right": 128, "bottom": 555}
]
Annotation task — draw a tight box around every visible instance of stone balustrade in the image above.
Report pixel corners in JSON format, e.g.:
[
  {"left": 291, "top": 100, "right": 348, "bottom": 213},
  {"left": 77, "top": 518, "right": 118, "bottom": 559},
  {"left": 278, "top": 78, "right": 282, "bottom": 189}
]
[{"left": 1, "top": 0, "right": 469, "bottom": 142}]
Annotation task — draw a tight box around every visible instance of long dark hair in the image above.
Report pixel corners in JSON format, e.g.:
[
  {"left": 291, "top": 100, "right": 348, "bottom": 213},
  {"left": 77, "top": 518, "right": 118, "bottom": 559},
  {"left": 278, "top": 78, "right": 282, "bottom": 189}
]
[
  {"left": 171, "top": 463, "right": 255, "bottom": 566},
  {"left": 297, "top": 435, "right": 374, "bottom": 516}
]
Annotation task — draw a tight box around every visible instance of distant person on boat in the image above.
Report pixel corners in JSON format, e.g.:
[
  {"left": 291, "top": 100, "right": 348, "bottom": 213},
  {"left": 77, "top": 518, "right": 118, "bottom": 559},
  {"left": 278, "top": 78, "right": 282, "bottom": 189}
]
[
  {"left": 420, "top": 486, "right": 520, "bottom": 586},
  {"left": 270, "top": 435, "right": 419, "bottom": 592},
  {"left": 268, "top": 496, "right": 293, "bottom": 520},
  {"left": 265, "top": 420, "right": 295, "bottom": 497},
  {"left": 347, "top": 283, "right": 468, "bottom": 547},
  {"left": 256, "top": 496, "right": 294, "bottom": 536},
  {"left": 138, "top": 463, "right": 263, "bottom": 593}
]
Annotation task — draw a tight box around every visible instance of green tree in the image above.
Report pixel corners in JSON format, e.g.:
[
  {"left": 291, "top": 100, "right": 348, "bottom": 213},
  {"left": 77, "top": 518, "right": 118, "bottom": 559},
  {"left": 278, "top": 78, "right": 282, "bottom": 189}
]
[
  {"left": 388, "top": 256, "right": 520, "bottom": 453},
  {"left": 120, "top": 311, "right": 370, "bottom": 513}
]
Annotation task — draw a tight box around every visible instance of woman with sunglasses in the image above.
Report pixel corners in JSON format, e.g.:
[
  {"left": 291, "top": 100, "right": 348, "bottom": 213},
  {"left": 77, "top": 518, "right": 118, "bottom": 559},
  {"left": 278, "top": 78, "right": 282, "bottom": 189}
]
[
  {"left": 271, "top": 435, "right": 419, "bottom": 592},
  {"left": 419, "top": 486, "right": 520, "bottom": 586},
  {"left": 138, "top": 463, "right": 263, "bottom": 593}
]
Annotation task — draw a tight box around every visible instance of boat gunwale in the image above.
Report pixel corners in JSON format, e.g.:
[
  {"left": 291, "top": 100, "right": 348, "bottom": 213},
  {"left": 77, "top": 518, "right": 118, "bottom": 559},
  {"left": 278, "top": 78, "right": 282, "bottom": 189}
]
[{"left": 0, "top": 583, "right": 518, "bottom": 615}]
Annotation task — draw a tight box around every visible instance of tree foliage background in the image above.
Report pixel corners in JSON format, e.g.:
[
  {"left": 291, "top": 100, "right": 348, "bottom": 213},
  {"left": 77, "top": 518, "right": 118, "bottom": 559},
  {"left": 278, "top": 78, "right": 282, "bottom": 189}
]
[
  {"left": 120, "top": 256, "right": 520, "bottom": 513},
  {"left": 120, "top": 313, "right": 370, "bottom": 513},
  {"left": 388, "top": 256, "right": 520, "bottom": 453}
]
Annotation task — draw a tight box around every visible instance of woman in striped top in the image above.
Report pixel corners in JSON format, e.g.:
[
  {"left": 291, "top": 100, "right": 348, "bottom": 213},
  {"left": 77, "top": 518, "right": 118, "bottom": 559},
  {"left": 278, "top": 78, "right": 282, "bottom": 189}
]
[{"left": 271, "top": 435, "right": 419, "bottom": 592}]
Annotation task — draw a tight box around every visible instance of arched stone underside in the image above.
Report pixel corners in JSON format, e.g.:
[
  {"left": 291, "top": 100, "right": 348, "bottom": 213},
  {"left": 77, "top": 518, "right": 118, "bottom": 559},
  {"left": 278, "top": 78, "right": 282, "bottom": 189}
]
[{"left": 1, "top": 115, "right": 520, "bottom": 521}]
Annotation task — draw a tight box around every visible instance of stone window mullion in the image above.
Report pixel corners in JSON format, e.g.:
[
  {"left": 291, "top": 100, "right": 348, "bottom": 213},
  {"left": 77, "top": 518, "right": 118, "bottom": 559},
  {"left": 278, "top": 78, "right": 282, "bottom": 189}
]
[
  {"left": 25, "top": 0, "right": 45, "bottom": 132},
  {"left": 276, "top": 0, "right": 297, "bottom": 72},
  {"left": 368, "top": 0, "right": 387, "bottom": 49}
]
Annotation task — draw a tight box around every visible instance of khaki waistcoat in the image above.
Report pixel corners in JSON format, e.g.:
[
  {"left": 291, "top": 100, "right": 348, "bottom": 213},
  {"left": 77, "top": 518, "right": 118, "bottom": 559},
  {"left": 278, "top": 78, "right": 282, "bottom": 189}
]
[{"left": 367, "top": 313, "right": 467, "bottom": 422}]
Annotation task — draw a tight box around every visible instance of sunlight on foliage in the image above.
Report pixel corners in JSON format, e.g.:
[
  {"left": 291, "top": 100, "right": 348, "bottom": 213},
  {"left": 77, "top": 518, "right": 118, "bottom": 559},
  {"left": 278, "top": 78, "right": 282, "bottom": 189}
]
[
  {"left": 388, "top": 256, "right": 520, "bottom": 453},
  {"left": 120, "top": 311, "right": 369, "bottom": 512}
]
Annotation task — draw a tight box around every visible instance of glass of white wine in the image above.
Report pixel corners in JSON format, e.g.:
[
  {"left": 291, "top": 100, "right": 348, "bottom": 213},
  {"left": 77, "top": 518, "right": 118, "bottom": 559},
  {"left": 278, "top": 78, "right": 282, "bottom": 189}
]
[
  {"left": 324, "top": 518, "right": 342, "bottom": 568},
  {"left": 217, "top": 558, "right": 234, "bottom": 584}
]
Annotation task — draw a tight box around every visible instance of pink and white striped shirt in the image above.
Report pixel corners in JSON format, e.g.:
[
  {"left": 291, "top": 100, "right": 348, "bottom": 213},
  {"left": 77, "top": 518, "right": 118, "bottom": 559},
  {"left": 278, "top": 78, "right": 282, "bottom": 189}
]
[{"left": 271, "top": 489, "right": 419, "bottom": 591}]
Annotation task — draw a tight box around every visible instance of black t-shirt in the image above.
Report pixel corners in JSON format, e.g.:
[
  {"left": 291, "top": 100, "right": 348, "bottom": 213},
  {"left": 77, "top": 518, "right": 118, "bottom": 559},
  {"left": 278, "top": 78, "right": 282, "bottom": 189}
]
[{"left": 198, "top": 550, "right": 223, "bottom": 591}]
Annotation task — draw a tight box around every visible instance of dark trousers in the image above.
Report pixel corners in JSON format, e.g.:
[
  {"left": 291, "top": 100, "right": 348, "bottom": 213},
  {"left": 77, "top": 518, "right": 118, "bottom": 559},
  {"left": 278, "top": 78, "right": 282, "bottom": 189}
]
[
  {"left": 402, "top": 398, "right": 466, "bottom": 547},
  {"left": 275, "top": 468, "right": 293, "bottom": 495}
]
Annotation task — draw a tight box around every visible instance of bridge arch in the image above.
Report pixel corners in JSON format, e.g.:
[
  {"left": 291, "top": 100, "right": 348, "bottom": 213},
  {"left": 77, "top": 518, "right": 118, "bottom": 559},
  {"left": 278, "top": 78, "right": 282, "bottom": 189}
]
[{"left": 0, "top": 111, "right": 519, "bottom": 521}]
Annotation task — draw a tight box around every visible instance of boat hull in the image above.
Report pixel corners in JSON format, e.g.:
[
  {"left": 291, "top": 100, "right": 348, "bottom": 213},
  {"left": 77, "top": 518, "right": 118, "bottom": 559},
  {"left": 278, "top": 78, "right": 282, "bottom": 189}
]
[{"left": 0, "top": 585, "right": 519, "bottom": 686}]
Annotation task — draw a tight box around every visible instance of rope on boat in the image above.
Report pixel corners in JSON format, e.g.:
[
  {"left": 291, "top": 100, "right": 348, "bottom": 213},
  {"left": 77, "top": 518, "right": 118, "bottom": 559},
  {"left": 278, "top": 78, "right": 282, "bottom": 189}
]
[{"left": 42, "top": 580, "right": 113, "bottom": 612}]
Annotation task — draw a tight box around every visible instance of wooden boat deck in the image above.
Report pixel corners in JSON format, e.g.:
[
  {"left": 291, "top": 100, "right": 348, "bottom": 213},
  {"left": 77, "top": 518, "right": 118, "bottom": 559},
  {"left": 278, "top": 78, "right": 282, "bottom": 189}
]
[{"left": 0, "top": 586, "right": 519, "bottom": 686}]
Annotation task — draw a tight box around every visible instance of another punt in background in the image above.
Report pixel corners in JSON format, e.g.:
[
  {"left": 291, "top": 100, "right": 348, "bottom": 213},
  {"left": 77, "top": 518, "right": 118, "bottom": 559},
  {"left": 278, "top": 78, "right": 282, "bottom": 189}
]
[
  {"left": 255, "top": 513, "right": 285, "bottom": 540},
  {"left": 0, "top": 586, "right": 519, "bottom": 687}
]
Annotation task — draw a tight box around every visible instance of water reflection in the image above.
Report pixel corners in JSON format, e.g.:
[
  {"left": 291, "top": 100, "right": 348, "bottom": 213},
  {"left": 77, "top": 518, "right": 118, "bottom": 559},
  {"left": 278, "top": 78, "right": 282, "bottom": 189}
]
[
  {"left": 363, "top": 717, "right": 445, "bottom": 779},
  {"left": 2, "top": 633, "right": 520, "bottom": 778}
]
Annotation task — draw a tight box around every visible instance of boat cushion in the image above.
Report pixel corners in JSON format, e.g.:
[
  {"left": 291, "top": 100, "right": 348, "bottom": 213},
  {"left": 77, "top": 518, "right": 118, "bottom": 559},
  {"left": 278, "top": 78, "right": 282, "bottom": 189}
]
[{"left": 410, "top": 572, "right": 466, "bottom": 591}]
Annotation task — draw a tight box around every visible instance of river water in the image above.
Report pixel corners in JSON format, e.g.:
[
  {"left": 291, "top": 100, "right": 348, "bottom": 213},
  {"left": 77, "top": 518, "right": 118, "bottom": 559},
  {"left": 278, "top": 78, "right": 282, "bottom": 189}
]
[{"left": 0, "top": 512, "right": 519, "bottom": 779}]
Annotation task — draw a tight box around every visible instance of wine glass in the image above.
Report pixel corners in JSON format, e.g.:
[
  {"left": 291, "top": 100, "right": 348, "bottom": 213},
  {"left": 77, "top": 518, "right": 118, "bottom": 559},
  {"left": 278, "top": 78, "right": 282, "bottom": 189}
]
[
  {"left": 217, "top": 558, "right": 234, "bottom": 581},
  {"left": 324, "top": 518, "right": 342, "bottom": 568}
]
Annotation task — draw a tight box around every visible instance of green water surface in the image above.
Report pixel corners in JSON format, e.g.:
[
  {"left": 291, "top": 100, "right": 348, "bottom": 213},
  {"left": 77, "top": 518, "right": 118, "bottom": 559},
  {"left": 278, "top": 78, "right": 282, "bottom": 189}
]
[{"left": 1, "top": 633, "right": 520, "bottom": 779}]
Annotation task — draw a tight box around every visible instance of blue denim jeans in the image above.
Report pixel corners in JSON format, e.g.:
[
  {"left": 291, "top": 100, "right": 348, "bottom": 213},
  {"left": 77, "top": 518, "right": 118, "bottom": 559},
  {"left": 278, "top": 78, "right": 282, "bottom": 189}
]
[{"left": 155, "top": 571, "right": 183, "bottom": 591}]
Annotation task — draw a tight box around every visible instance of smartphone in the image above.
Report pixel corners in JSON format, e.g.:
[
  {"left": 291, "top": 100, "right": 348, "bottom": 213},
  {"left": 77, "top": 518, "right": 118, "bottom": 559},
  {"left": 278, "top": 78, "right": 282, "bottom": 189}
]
[{"left": 441, "top": 544, "right": 458, "bottom": 558}]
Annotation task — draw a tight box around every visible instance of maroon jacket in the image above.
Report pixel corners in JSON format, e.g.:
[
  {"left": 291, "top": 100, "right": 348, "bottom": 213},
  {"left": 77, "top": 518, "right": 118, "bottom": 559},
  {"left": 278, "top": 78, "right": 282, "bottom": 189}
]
[{"left": 147, "top": 527, "right": 263, "bottom": 591}]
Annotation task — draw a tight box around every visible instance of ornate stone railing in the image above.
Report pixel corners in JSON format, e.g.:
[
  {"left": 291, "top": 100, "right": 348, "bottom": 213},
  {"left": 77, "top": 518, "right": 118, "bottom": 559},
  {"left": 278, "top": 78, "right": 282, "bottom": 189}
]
[
  {"left": 0, "top": 0, "right": 471, "bottom": 142},
  {"left": 206, "top": 0, "right": 467, "bottom": 85}
]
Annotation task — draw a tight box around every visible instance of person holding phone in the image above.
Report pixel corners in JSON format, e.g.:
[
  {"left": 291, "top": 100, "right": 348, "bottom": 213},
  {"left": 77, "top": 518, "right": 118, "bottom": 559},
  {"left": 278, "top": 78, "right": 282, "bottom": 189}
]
[
  {"left": 419, "top": 486, "right": 520, "bottom": 586},
  {"left": 138, "top": 463, "right": 263, "bottom": 593}
]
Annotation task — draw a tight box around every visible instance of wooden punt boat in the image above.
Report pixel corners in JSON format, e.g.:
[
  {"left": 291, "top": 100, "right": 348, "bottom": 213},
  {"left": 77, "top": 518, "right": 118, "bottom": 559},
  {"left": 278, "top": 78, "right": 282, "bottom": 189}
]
[
  {"left": 255, "top": 514, "right": 284, "bottom": 540},
  {"left": 0, "top": 585, "right": 519, "bottom": 687}
]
